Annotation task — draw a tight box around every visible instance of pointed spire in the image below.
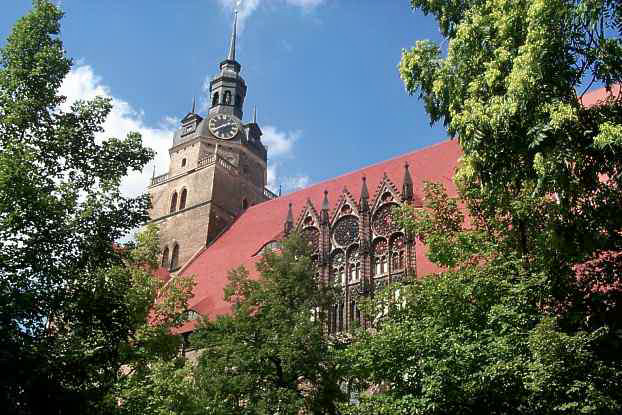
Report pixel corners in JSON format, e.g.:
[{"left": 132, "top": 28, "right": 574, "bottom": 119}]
[
  {"left": 278, "top": 184, "right": 282, "bottom": 197},
  {"left": 320, "top": 190, "right": 330, "bottom": 225},
  {"left": 227, "top": 10, "right": 238, "bottom": 62},
  {"left": 360, "top": 176, "right": 369, "bottom": 212},
  {"left": 253, "top": 105, "right": 257, "bottom": 124},
  {"left": 402, "top": 162, "right": 413, "bottom": 202},
  {"left": 284, "top": 203, "right": 294, "bottom": 235}
]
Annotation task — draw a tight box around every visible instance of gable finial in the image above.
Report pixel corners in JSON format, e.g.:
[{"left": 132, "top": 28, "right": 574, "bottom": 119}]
[
  {"left": 227, "top": 9, "right": 238, "bottom": 61},
  {"left": 284, "top": 202, "right": 294, "bottom": 235},
  {"left": 402, "top": 161, "right": 413, "bottom": 202},
  {"left": 320, "top": 190, "right": 330, "bottom": 225},
  {"left": 360, "top": 176, "right": 370, "bottom": 212}
]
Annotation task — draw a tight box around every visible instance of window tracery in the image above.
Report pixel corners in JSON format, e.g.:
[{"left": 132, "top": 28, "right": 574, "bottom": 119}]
[
  {"left": 330, "top": 250, "right": 346, "bottom": 286},
  {"left": 347, "top": 245, "right": 360, "bottom": 283},
  {"left": 372, "top": 203, "right": 400, "bottom": 236},
  {"left": 333, "top": 216, "right": 359, "bottom": 247},
  {"left": 302, "top": 226, "right": 320, "bottom": 253},
  {"left": 390, "top": 234, "right": 406, "bottom": 273},
  {"left": 372, "top": 238, "right": 388, "bottom": 277}
]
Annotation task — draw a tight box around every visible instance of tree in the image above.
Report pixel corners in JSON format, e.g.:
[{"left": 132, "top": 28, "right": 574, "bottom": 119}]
[
  {"left": 0, "top": 1, "right": 183, "bottom": 413},
  {"left": 338, "top": 184, "right": 622, "bottom": 414},
  {"left": 191, "top": 234, "right": 345, "bottom": 414},
  {"left": 110, "top": 225, "right": 197, "bottom": 415},
  {"left": 339, "top": 1, "right": 622, "bottom": 408},
  {"left": 399, "top": 0, "right": 622, "bottom": 264}
]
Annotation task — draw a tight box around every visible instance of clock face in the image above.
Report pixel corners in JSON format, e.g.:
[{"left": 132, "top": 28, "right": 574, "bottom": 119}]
[{"left": 208, "top": 114, "right": 239, "bottom": 139}]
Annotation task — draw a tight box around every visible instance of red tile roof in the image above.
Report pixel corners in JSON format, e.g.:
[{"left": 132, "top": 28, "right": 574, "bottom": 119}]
[
  {"left": 175, "top": 85, "right": 619, "bottom": 329},
  {"left": 580, "top": 84, "right": 621, "bottom": 107},
  {"left": 178, "top": 139, "right": 462, "bottom": 324}
]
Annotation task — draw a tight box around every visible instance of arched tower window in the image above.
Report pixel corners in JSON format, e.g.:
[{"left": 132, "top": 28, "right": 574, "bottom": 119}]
[
  {"left": 170, "top": 243, "right": 180, "bottom": 270},
  {"left": 161, "top": 246, "right": 169, "bottom": 269},
  {"left": 179, "top": 189, "right": 187, "bottom": 210},
  {"left": 242, "top": 198, "right": 248, "bottom": 210},
  {"left": 224, "top": 91, "right": 231, "bottom": 105},
  {"left": 170, "top": 191, "right": 178, "bottom": 213},
  {"left": 212, "top": 92, "right": 219, "bottom": 106}
]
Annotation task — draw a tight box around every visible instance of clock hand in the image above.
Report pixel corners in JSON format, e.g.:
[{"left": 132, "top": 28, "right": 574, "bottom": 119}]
[{"left": 214, "top": 123, "right": 234, "bottom": 132}]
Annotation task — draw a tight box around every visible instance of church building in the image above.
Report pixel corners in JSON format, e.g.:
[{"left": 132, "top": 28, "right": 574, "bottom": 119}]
[{"left": 147, "top": 13, "right": 612, "bottom": 334}]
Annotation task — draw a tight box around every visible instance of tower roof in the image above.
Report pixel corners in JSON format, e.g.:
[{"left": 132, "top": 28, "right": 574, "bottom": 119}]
[{"left": 227, "top": 10, "right": 238, "bottom": 62}]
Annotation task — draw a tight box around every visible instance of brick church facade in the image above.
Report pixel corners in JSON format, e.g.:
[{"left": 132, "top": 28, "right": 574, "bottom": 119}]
[{"left": 147, "top": 13, "right": 614, "bottom": 334}]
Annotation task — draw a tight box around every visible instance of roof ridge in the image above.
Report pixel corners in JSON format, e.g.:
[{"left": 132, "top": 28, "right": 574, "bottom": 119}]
[{"left": 248, "top": 139, "right": 455, "bottom": 211}]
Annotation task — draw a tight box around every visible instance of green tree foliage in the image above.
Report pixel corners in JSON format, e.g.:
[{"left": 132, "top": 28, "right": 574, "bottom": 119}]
[
  {"left": 339, "top": 4, "right": 622, "bottom": 406},
  {"left": 399, "top": 0, "right": 622, "bottom": 263},
  {"left": 0, "top": 2, "right": 192, "bottom": 413},
  {"left": 339, "top": 185, "right": 622, "bottom": 414},
  {"left": 111, "top": 225, "right": 197, "bottom": 415},
  {"left": 191, "top": 234, "right": 345, "bottom": 414}
]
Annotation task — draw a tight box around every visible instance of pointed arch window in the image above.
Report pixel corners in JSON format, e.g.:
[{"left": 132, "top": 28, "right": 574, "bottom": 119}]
[
  {"left": 330, "top": 250, "right": 346, "bottom": 286},
  {"left": 179, "top": 189, "right": 187, "bottom": 210},
  {"left": 170, "top": 243, "right": 180, "bottom": 270},
  {"left": 161, "top": 246, "right": 170, "bottom": 269},
  {"left": 170, "top": 191, "right": 178, "bottom": 213},
  {"left": 390, "top": 234, "right": 406, "bottom": 273},
  {"left": 224, "top": 91, "right": 232, "bottom": 105},
  {"left": 347, "top": 245, "right": 361, "bottom": 283},
  {"left": 350, "top": 300, "right": 361, "bottom": 327},
  {"left": 212, "top": 92, "right": 219, "bottom": 106},
  {"left": 372, "top": 238, "right": 388, "bottom": 277}
]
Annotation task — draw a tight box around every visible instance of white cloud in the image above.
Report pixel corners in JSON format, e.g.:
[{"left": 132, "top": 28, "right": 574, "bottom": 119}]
[
  {"left": 262, "top": 125, "right": 299, "bottom": 158},
  {"left": 262, "top": 126, "right": 309, "bottom": 193},
  {"left": 60, "top": 64, "right": 310, "bottom": 200},
  {"left": 59, "top": 65, "right": 174, "bottom": 198},
  {"left": 218, "top": 0, "right": 324, "bottom": 28}
]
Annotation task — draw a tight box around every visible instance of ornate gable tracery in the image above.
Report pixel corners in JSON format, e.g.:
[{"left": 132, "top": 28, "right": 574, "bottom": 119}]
[
  {"left": 283, "top": 173, "right": 416, "bottom": 334},
  {"left": 296, "top": 199, "right": 321, "bottom": 255}
]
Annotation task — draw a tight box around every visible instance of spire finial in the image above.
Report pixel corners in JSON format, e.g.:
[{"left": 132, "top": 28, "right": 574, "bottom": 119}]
[
  {"left": 284, "top": 202, "right": 294, "bottom": 235},
  {"left": 227, "top": 10, "right": 238, "bottom": 61},
  {"left": 402, "top": 161, "right": 413, "bottom": 202},
  {"left": 191, "top": 96, "right": 196, "bottom": 114},
  {"left": 360, "top": 176, "right": 369, "bottom": 212},
  {"left": 320, "top": 190, "right": 330, "bottom": 225},
  {"left": 253, "top": 105, "right": 257, "bottom": 124}
]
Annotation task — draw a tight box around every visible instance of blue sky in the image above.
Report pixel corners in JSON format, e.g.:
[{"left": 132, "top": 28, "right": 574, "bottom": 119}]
[{"left": 1, "top": 0, "right": 447, "bottom": 195}]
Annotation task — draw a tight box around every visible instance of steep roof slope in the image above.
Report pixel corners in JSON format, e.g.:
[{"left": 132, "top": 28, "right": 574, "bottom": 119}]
[
  {"left": 179, "top": 139, "right": 462, "bottom": 322},
  {"left": 176, "top": 85, "right": 621, "bottom": 327}
]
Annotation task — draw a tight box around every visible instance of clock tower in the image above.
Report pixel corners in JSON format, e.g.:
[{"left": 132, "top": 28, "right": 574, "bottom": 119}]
[{"left": 148, "top": 11, "right": 274, "bottom": 272}]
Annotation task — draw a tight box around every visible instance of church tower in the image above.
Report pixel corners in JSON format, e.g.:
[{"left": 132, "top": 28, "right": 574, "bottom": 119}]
[{"left": 148, "top": 12, "right": 274, "bottom": 271}]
